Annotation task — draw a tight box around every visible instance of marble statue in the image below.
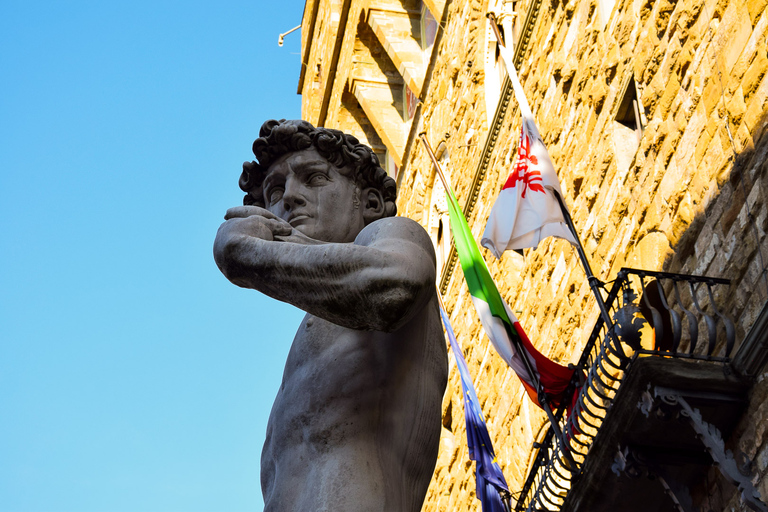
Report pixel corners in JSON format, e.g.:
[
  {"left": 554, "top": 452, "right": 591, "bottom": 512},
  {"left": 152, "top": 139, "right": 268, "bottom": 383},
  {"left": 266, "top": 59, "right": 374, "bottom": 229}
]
[{"left": 213, "top": 119, "right": 448, "bottom": 512}]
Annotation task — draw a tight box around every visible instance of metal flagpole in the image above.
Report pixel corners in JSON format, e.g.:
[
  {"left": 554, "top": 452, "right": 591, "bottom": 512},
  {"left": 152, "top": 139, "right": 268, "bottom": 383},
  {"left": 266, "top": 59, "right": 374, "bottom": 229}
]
[
  {"left": 553, "top": 192, "right": 627, "bottom": 360},
  {"left": 419, "top": 133, "right": 578, "bottom": 472},
  {"left": 500, "top": 489, "right": 513, "bottom": 512}
]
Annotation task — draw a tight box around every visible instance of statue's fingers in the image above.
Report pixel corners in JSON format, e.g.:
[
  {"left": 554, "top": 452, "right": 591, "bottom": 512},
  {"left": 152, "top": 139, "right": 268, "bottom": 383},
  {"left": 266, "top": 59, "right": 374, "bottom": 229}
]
[
  {"left": 267, "top": 218, "right": 292, "bottom": 236},
  {"left": 225, "top": 205, "right": 278, "bottom": 220}
]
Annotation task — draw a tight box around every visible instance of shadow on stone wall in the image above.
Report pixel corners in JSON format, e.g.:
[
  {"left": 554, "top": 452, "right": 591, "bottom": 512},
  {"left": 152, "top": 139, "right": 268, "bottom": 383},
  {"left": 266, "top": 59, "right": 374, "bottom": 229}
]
[{"left": 661, "top": 110, "right": 768, "bottom": 344}]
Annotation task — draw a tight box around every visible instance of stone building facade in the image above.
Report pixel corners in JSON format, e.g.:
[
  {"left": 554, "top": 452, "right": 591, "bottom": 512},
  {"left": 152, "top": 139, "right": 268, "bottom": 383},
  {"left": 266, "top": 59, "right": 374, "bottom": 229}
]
[{"left": 297, "top": 0, "right": 768, "bottom": 510}]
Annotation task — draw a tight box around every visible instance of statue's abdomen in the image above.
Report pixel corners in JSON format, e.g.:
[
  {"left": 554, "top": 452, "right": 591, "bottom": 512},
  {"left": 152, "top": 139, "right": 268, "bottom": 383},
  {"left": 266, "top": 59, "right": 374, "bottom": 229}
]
[{"left": 262, "top": 302, "right": 448, "bottom": 511}]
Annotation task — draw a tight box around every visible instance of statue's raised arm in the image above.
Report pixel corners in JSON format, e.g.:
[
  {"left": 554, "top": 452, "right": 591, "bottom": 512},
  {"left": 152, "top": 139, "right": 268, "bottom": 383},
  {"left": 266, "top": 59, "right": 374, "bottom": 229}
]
[
  {"left": 213, "top": 120, "right": 448, "bottom": 512},
  {"left": 216, "top": 208, "right": 436, "bottom": 331}
]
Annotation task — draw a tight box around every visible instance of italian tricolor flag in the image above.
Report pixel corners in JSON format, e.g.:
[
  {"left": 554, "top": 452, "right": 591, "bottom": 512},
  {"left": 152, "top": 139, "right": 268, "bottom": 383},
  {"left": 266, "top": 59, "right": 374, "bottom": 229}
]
[{"left": 445, "top": 183, "right": 575, "bottom": 408}]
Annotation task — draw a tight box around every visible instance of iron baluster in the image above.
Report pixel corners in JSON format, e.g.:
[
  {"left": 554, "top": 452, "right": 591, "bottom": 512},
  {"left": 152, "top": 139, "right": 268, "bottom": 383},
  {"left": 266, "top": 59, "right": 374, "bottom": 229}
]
[
  {"left": 673, "top": 280, "right": 699, "bottom": 355},
  {"left": 655, "top": 278, "right": 683, "bottom": 352},
  {"left": 640, "top": 276, "right": 666, "bottom": 350},
  {"left": 688, "top": 281, "right": 718, "bottom": 356},
  {"left": 705, "top": 282, "right": 736, "bottom": 356}
]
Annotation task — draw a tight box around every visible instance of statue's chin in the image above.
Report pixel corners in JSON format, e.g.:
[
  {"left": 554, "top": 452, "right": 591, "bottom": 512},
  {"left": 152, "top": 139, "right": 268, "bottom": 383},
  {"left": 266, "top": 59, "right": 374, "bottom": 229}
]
[
  {"left": 294, "top": 224, "right": 316, "bottom": 238},
  {"left": 290, "top": 219, "right": 316, "bottom": 237},
  {"left": 295, "top": 221, "right": 362, "bottom": 244}
]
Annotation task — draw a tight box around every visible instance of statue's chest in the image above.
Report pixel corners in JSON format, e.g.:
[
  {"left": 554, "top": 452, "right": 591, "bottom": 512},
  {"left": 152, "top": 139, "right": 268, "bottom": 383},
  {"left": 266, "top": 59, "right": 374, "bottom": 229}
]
[
  {"left": 286, "top": 315, "right": 360, "bottom": 370},
  {"left": 283, "top": 314, "right": 391, "bottom": 385}
]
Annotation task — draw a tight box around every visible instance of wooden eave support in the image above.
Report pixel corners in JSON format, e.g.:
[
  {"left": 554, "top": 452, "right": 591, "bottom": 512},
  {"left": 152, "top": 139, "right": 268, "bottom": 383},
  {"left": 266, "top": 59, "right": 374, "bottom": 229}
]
[
  {"left": 317, "top": 0, "right": 359, "bottom": 127},
  {"left": 421, "top": 0, "right": 444, "bottom": 19},
  {"left": 366, "top": 8, "right": 426, "bottom": 95},
  {"left": 351, "top": 80, "right": 406, "bottom": 165}
]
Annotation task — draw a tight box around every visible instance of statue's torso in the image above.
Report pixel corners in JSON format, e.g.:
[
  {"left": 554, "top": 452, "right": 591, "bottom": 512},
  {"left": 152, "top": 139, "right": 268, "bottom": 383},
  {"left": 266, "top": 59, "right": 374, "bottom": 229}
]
[{"left": 261, "top": 299, "right": 448, "bottom": 512}]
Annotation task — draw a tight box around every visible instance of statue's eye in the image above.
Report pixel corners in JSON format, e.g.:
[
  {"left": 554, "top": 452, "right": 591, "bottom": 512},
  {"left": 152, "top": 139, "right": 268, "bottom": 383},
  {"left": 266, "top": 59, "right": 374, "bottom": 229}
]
[
  {"left": 267, "top": 187, "right": 284, "bottom": 204},
  {"left": 307, "top": 173, "right": 328, "bottom": 185}
]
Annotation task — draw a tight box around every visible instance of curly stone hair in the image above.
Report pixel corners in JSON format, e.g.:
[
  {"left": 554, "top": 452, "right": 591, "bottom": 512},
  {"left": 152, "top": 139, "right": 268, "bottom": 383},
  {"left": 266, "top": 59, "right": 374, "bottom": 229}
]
[{"left": 239, "top": 119, "right": 397, "bottom": 218}]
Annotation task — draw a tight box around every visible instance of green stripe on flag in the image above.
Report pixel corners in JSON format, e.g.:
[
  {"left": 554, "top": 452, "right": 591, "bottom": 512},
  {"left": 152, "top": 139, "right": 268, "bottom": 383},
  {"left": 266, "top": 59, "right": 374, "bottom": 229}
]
[{"left": 445, "top": 187, "right": 515, "bottom": 332}]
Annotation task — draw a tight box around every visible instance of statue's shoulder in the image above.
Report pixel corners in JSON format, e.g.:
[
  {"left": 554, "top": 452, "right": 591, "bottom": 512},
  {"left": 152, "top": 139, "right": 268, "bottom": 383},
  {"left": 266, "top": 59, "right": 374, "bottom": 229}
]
[{"left": 356, "top": 216, "right": 435, "bottom": 257}]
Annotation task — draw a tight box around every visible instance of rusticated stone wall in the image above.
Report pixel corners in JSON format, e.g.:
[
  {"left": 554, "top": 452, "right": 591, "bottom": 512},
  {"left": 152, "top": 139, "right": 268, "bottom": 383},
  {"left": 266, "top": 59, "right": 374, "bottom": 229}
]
[
  {"left": 391, "top": 0, "right": 768, "bottom": 510},
  {"left": 300, "top": 0, "right": 768, "bottom": 509}
]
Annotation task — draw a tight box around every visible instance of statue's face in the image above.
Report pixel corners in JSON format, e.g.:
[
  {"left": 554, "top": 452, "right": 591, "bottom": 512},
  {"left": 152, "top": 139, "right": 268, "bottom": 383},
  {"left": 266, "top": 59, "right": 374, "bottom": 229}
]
[{"left": 263, "top": 148, "right": 366, "bottom": 243}]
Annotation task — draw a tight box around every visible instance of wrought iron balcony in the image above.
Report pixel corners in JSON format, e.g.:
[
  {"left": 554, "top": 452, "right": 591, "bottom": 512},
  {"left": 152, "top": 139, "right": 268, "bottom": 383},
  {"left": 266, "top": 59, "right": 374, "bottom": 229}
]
[{"left": 514, "top": 268, "right": 765, "bottom": 512}]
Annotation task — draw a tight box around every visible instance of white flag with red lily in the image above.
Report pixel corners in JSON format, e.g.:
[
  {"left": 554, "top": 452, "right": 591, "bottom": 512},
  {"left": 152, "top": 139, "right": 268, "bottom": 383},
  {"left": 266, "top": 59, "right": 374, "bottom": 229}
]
[{"left": 480, "top": 43, "right": 577, "bottom": 259}]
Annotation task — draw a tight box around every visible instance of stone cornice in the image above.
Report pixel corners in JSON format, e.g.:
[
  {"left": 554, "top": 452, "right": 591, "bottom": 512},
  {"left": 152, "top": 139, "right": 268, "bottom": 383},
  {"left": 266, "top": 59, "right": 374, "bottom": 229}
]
[
  {"left": 297, "top": 0, "right": 321, "bottom": 94},
  {"left": 438, "top": 0, "right": 543, "bottom": 295},
  {"left": 318, "top": 0, "right": 354, "bottom": 126}
]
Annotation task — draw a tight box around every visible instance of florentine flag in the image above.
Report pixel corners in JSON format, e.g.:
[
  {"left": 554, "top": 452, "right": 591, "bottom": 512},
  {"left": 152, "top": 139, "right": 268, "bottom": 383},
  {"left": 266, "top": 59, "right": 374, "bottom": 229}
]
[
  {"left": 444, "top": 182, "right": 575, "bottom": 409},
  {"left": 439, "top": 306, "right": 509, "bottom": 512},
  {"left": 480, "top": 42, "right": 577, "bottom": 259}
]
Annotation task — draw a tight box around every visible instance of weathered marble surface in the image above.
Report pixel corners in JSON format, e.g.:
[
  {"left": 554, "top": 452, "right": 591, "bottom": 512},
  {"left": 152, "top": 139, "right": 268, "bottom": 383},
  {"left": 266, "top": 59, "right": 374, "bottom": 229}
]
[{"left": 214, "top": 120, "right": 448, "bottom": 512}]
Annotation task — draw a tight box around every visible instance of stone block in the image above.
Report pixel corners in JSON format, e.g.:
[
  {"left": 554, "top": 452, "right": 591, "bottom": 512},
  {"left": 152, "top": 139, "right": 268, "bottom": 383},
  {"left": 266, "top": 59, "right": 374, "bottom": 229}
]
[
  {"left": 726, "top": 85, "right": 747, "bottom": 126},
  {"left": 701, "top": 133, "right": 729, "bottom": 182},
  {"left": 677, "top": 103, "right": 707, "bottom": 167},
  {"left": 659, "top": 75, "right": 682, "bottom": 118},
  {"left": 735, "top": 122, "right": 756, "bottom": 156},
  {"left": 742, "top": 51, "right": 768, "bottom": 103},
  {"left": 731, "top": 10, "right": 768, "bottom": 85},
  {"left": 694, "top": 126, "right": 715, "bottom": 167},
  {"left": 711, "top": 1, "right": 753, "bottom": 75},
  {"left": 701, "top": 72, "right": 726, "bottom": 116},
  {"left": 748, "top": 0, "right": 768, "bottom": 25}
]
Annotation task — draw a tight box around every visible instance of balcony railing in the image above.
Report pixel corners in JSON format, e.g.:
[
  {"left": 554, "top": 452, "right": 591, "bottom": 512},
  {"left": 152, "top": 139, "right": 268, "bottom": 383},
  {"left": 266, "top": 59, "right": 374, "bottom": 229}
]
[{"left": 514, "top": 268, "right": 735, "bottom": 512}]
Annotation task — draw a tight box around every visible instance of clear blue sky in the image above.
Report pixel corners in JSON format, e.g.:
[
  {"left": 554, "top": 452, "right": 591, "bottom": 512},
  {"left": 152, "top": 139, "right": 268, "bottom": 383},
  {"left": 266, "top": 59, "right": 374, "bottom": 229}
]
[{"left": 0, "top": 1, "right": 308, "bottom": 510}]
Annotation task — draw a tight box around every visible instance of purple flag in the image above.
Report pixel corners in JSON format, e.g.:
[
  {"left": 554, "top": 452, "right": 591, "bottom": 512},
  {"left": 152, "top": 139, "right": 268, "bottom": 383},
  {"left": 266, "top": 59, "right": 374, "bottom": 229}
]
[{"left": 440, "top": 306, "right": 510, "bottom": 512}]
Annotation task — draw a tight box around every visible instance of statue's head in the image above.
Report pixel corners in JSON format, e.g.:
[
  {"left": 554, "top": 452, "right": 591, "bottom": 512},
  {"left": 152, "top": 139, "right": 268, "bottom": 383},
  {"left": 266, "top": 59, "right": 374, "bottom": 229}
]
[{"left": 240, "top": 119, "right": 398, "bottom": 242}]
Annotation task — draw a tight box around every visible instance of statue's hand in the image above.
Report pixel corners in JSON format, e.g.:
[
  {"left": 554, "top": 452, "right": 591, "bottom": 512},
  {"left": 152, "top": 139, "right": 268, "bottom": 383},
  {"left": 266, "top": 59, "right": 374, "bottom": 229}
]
[
  {"left": 214, "top": 205, "right": 327, "bottom": 281},
  {"left": 222, "top": 206, "right": 323, "bottom": 245},
  {"left": 213, "top": 206, "right": 289, "bottom": 281},
  {"left": 220, "top": 205, "right": 292, "bottom": 242},
  {"left": 214, "top": 205, "right": 328, "bottom": 286}
]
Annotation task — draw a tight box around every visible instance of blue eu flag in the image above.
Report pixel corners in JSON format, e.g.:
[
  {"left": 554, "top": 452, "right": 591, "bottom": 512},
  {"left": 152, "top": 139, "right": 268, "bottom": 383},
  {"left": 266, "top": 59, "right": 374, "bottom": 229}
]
[{"left": 440, "top": 306, "right": 510, "bottom": 512}]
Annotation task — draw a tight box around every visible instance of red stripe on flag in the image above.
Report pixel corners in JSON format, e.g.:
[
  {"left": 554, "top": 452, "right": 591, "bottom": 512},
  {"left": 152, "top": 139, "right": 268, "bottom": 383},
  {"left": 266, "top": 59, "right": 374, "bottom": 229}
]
[{"left": 512, "top": 321, "right": 579, "bottom": 409}]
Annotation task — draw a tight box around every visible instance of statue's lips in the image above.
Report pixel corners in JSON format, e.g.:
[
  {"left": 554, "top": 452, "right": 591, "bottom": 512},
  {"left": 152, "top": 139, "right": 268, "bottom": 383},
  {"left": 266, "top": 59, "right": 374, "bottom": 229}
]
[{"left": 288, "top": 214, "right": 310, "bottom": 226}]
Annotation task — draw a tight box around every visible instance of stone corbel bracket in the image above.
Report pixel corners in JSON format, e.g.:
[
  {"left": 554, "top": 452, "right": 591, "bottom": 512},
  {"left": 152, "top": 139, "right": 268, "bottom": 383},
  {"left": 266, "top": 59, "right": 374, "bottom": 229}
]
[
  {"left": 611, "top": 446, "right": 696, "bottom": 512},
  {"left": 637, "top": 387, "right": 768, "bottom": 512}
]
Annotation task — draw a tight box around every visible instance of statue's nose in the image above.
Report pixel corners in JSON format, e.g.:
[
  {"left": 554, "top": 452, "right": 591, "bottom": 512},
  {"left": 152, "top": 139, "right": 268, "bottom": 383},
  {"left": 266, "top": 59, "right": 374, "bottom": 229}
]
[{"left": 282, "top": 180, "right": 306, "bottom": 211}]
